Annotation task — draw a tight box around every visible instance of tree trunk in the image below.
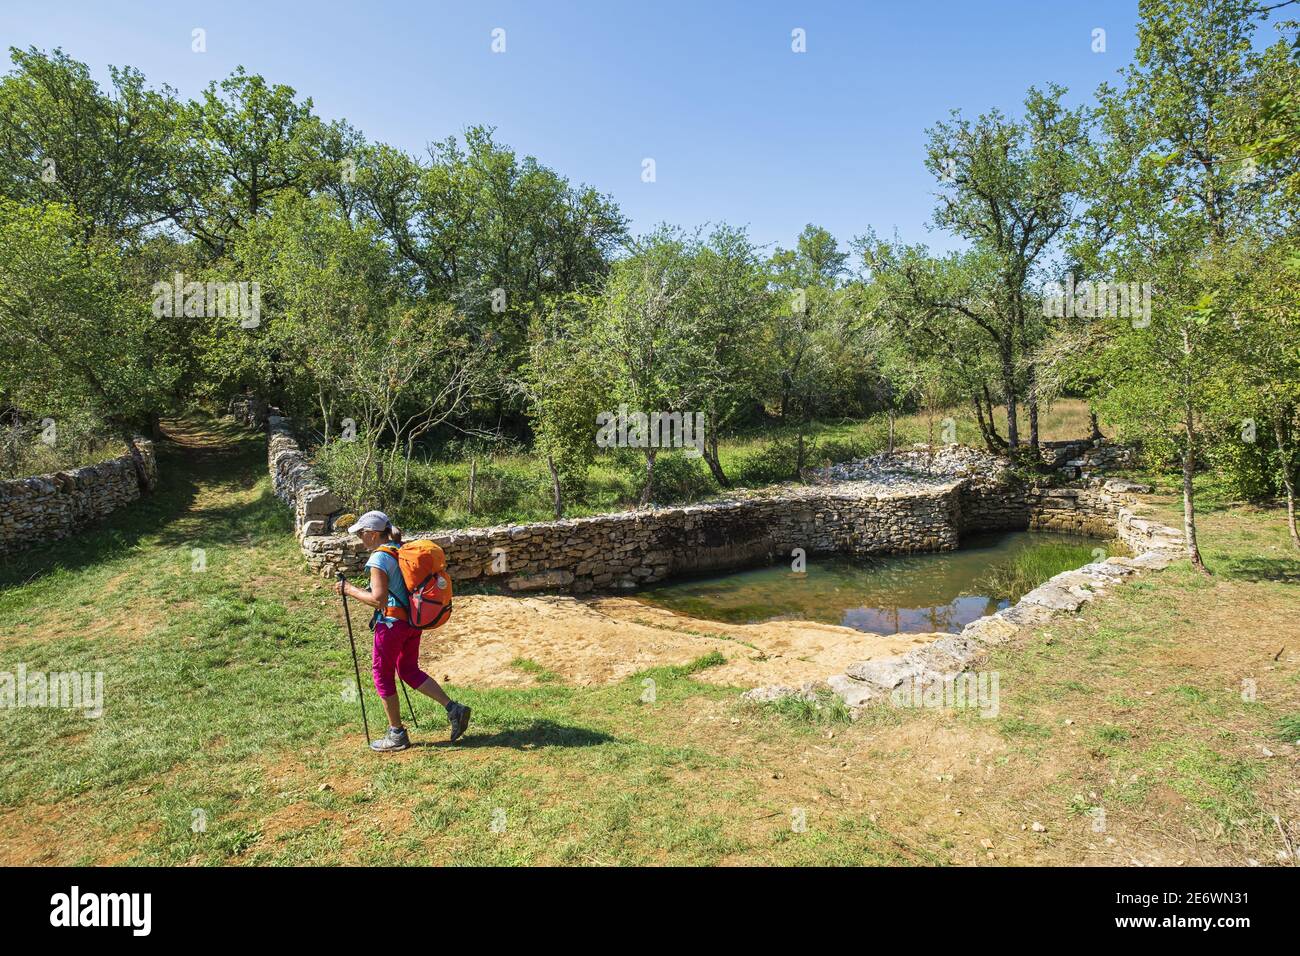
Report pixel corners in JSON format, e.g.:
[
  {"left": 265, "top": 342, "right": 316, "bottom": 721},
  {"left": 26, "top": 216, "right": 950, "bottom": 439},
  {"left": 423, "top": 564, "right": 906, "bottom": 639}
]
[
  {"left": 1274, "top": 416, "right": 1299, "bottom": 551},
  {"left": 401, "top": 435, "right": 414, "bottom": 506},
  {"left": 795, "top": 429, "right": 807, "bottom": 479},
  {"left": 887, "top": 408, "right": 896, "bottom": 454},
  {"left": 467, "top": 458, "right": 477, "bottom": 515},
  {"left": 1026, "top": 365, "right": 1040, "bottom": 455},
  {"left": 703, "top": 427, "right": 730, "bottom": 488},
  {"left": 971, "top": 393, "right": 998, "bottom": 452},
  {"left": 639, "top": 450, "right": 657, "bottom": 507},
  {"left": 1182, "top": 399, "right": 1209, "bottom": 574},
  {"left": 546, "top": 453, "right": 563, "bottom": 520},
  {"left": 980, "top": 383, "right": 1008, "bottom": 450},
  {"left": 1000, "top": 351, "right": 1019, "bottom": 451}
]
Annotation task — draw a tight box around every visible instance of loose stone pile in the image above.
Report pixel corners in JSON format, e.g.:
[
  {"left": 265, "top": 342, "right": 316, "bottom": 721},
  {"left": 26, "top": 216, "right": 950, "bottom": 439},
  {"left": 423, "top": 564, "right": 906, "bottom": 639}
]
[
  {"left": 0, "top": 439, "right": 158, "bottom": 557},
  {"left": 827, "top": 444, "right": 1011, "bottom": 485}
]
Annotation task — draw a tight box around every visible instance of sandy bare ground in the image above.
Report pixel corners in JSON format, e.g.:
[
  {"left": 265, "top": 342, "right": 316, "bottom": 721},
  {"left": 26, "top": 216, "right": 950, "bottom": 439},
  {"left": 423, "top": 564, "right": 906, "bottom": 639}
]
[{"left": 420, "top": 593, "right": 941, "bottom": 689}]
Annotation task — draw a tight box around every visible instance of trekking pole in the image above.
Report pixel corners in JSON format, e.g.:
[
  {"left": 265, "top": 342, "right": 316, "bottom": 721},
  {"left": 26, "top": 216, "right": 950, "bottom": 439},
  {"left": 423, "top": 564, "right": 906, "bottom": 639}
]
[
  {"left": 401, "top": 681, "right": 419, "bottom": 728},
  {"left": 337, "top": 573, "right": 371, "bottom": 745}
]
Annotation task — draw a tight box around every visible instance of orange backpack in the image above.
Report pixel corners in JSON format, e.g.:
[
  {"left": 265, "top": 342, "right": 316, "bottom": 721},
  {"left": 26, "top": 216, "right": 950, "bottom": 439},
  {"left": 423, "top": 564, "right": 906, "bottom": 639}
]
[{"left": 375, "top": 541, "right": 453, "bottom": 630}]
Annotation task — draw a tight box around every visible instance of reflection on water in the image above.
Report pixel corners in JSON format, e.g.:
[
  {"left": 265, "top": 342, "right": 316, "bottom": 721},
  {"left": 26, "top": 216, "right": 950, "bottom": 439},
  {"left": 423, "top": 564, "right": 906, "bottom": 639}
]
[{"left": 634, "top": 531, "right": 1100, "bottom": 635}]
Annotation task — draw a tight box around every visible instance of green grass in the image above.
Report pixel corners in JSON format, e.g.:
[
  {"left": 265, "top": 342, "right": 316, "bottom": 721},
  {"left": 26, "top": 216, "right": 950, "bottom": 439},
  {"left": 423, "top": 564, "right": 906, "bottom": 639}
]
[
  {"left": 509, "top": 657, "right": 561, "bottom": 684},
  {"left": 1276, "top": 713, "right": 1300, "bottom": 743},
  {"left": 964, "top": 539, "right": 1114, "bottom": 603},
  {"left": 760, "top": 691, "right": 855, "bottom": 727}
]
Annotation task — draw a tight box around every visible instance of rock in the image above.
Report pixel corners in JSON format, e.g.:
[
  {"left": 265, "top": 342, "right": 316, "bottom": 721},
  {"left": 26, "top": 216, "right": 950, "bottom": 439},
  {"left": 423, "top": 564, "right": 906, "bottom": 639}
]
[
  {"left": 1103, "top": 478, "right": 1152, "bottom": 494},
  {"left": 906, "top": 636, "right": 980, "bottom": 674},
  {"left": 962, "top": 615, "right": 1020, "bottom": 645},
  {"left": 826, "top": 673, "right": 877, "bottom": 707},
  {"left": 507, "top": 569, "right": 576, "bottom": 591},
  {"left": 997, "top": 602, "right": 1056, "bottom": 627},
  {"left": 1020, "top": 583, "right": 1090, "bottom": 612},
  {"left": 1130, "top": 550, "right": 1177, "bottom": 569},
  {"left": 844, "top": 657, "right": 922, "bottom": 690}
]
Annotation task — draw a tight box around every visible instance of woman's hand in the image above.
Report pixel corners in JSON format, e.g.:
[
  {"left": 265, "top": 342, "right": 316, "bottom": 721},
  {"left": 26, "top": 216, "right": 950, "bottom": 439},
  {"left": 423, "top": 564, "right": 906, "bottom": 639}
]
[{"left": 334, "top": 580, "right": 348, "bottom": 597}]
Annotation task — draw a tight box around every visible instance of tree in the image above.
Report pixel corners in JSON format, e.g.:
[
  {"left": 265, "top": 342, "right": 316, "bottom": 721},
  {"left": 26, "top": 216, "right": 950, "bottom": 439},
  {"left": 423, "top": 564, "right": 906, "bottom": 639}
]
[
  {"left": 1077, "top": 0, "right": 1296, "bottom": 572},
  {"left": 1206, "top": 235, "right": 1300, "bottom": 547},
  {"left": 168, "top": 67, "right": 322, "bottom": 256},
  {"left": 355, "top": 126, "right": 626, "bottom": 421},
  {"left": 589, "top": 229, "right": 696, "bottom": 506},
  {"left": 225, "top": 190, "right": 397, "bottom": 426},
  {"left": 859, "top": 239, "right": 1012, "bottom": 452},
  {"left": 518, "top": 302, "right": 607, "bottom": 518},
  {"left": 904, "top": 86, "right": 1087, "bottom": 453},
  {"left": 0, "top": 199, "right": 177, "bottom": 486},
  {"left": 681, "top": 224, "right": 774, "bottom": 486},
  {"left": 0, "top": 47, "right": 177, "bottom": 245},
  {"left": 767, "top": 224, "right": 848, "bottom": 422}
]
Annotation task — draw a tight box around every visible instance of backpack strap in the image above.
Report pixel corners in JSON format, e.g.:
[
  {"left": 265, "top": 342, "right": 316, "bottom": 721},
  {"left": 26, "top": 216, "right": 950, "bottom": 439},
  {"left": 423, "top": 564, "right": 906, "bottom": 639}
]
[{"left": 371, "top": 544, "right": 410, "bottom": 617}]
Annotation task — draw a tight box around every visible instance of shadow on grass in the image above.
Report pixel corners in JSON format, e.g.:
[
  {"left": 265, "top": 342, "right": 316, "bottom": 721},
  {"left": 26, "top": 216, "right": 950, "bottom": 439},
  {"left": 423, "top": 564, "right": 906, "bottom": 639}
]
[
  {"left": 1218, "top": 557, "right": 1300, "bottom": 584},
  {"left": 422, "top": 720, "right": 617, "bottom": 751}
]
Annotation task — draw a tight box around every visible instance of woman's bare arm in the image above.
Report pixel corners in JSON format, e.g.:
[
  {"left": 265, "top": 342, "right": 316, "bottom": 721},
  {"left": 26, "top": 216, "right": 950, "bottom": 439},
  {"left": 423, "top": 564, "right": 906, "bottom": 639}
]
[{"left": 340, "top": 566, "right": 390, "bottom": 610}]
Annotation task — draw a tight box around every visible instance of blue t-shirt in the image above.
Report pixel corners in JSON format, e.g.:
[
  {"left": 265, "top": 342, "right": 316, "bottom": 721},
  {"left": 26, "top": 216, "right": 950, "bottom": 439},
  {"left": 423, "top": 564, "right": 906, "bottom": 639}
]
[{"left": 365, "top": 547, "right": 410, "bottom": 627}]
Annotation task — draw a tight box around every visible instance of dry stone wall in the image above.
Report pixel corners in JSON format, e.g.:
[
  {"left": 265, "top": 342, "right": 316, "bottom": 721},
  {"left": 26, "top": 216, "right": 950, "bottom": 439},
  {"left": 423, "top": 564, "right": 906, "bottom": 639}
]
[
  {"left": 267, "top": 415, "right": 346, "bottom": 549},
  {"left": 265, "top": 417, "right": 1167, "bottom": 600},
  {"left": 0, "top": 439, "right": 158, "bottom": 557},
  {"left": 404, "top": 479, "right": 964, "bottom": 594}
]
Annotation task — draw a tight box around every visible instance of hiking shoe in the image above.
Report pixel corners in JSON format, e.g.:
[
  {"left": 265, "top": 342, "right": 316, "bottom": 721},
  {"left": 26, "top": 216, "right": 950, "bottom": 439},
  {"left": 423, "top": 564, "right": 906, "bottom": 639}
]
[
  {"left": 447, "top": 702, "right": 472, "bottom": 743},
  {"left": 370, "top": 727, "right": 410, "bottom": 753}
]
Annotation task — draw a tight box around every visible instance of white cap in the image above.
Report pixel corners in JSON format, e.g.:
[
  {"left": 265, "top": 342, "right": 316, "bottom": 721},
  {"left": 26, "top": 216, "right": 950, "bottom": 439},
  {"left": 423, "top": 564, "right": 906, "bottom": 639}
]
[{"left": 347, "top": 510, "right": 391, "bottom": 535}]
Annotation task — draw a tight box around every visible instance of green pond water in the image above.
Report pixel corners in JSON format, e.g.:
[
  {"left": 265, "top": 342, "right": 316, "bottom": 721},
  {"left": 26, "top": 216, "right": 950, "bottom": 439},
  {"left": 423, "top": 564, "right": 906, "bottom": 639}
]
[{"left": 634, "top": 531, "right": 1106, "bottom": 635}]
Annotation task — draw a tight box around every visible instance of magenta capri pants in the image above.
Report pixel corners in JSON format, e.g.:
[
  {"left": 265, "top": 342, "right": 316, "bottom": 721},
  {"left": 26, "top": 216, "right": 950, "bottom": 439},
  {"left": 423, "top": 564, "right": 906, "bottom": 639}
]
[{"left": 372, "top": 618, "right": 432, "bottom": 698}]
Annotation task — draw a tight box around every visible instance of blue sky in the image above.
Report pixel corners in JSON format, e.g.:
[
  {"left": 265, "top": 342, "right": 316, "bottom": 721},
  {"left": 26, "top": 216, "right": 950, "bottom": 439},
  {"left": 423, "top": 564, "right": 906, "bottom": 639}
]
[{"left": 1, "top": 1, "right": 1143, "bottom": 258}]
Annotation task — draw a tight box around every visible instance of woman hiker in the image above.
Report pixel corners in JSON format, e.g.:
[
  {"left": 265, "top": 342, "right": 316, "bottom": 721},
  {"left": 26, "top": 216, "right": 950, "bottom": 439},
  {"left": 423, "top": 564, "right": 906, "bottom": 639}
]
[{"left": 334, "top": 510, "right": 471, "bottom": 752}]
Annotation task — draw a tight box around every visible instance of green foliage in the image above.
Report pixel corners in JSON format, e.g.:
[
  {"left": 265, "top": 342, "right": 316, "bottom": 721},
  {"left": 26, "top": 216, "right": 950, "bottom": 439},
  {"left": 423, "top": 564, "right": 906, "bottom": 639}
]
[
  {"left": 633, "top": 451, "right": 713, "bottom": 505},
  {"left": 0, "top": 199, "right": 179, "bottom": 433},
  {"left": 964, "top": 540, "right": 1113, "bottom": 602},
  {"left": 519, "top": 304, "right": 608, "bottom": 515},
  {"left": 169, "top": 66, "right": 323, "bottom": 255},
  {"left": 0, "top": 408, "right": 121, "bottom": 479},
  {"left": 1205, "top": 426, "right": 1283, "bottom": 500},
  {"left": 0, "top": 46, "right": 175, "bottom": 243}
]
